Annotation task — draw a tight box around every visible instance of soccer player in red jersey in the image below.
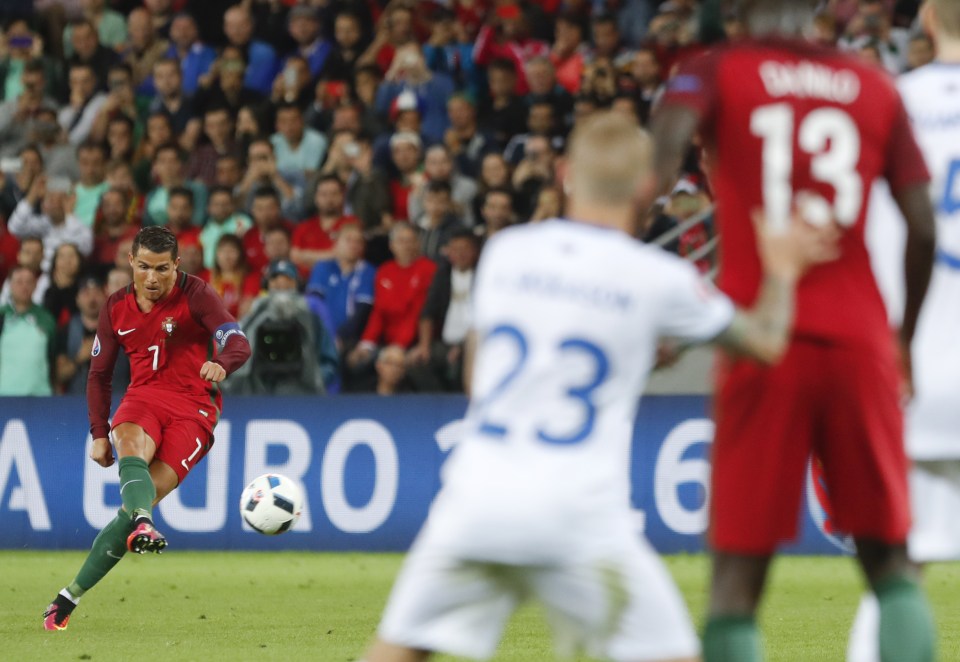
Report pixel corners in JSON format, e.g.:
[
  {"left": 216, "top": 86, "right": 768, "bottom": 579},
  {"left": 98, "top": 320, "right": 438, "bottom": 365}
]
[
  {"left": 43, "top": 227, "right": 251, "bottom": 631},
  {"left": 651, "top": 1, "right": 937, "bottom": 660}
]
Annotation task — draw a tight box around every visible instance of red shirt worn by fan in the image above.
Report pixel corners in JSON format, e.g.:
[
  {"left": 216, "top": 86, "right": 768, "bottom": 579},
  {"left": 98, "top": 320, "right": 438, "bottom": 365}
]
[
  {"left": 361, "top": 256, "right": 437, "bottom": 348},
  {"left": 660, "top": 38, "right": 929, "bottom": 354},
  {"left": 87, "top": 272, "right": 251, "bottom": 439}
]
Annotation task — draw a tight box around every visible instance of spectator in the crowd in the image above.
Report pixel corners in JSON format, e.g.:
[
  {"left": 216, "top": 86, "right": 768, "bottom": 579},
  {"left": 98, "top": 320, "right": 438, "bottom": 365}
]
[
  {"left": 102, "top": 159, "right": 143, "bottom": 222},
  {"left": 104, "top": 265, "right": 130, "bottom": 294},
  {"left": 530, "top": 186, "right": 562, "bottom": 223},
  {"left": 319, "top": 10, "right": 366, "bottom": 82},
  {"left": 387, "top": 131, "right": 423, "bottom": 224},
  {"left": 550, "top": 12, "right": 587, "bottom": 95},
  {"left": 104, "top": 113, "right": 136, "bottom": 163},
  {"left": 270, "top": 55, "right": 314, "bottom": 108},
  {"left": 164, "top": 186, "right": 201, "bottom": 245},
  {"left": 0, "top": 219, "right": 19, "bottom": 289},
  {"left": 0, "top": 60, "right": 60, "bottom": 157},
  {"left": 503, "top": 100, "right": 560, "bottom": 164},
  {"left": 227, "top": 258, "right": 336, "bottom": 394},
  {"left": 215, "top": 154, "right": 243, "bottom": 199},
  {"left": 375, "top": 43, "right": 455, "bottom": 144},
  {"left": 444, "top": 95, "right": 495, "bottom": 179},
  {"left": 478, "top": 58, "right": 527, "bottom": 148},
  {"left": 407, "top": 229, "right": 479, "bottom": 391},
  {"left": 907, "top": 33, "right": 935, "bottom": 71},
  {"left": 55, "top": 273, "right": 129, "bottom": 394},
  {"left": 200, "top": 185, "right": 251, "bottom": 269},
  {"left": 838, "top": 0, "right": 910, "bottom": 73},
  {"left": 353, "top": 64, "right": 387, "bottom": 136},
  {"left": 164, "top": 12, "right": 215, "bottom": 94},
  {"left": 24, "top": 107, "right": 79, "bottom": 181},
  {"left": 511, "top": 134, "right": 556, "bottom": 219},
  {"left": 348, "top": 223, "right": 437, "bottom": 376},
  {"left": 132, "top": 111, "right": 173, "bottom": 190},
  {"left": 143, "top": 142, "right": 206, "bottom": 226},
  {"left": 86, "top": 62, "right": 142, "bottom": 145},
  {"left": 91, "top": 187, "right": 139, "bottom": 270},
  {"left": 285, "top": 5, "right": 332, "bottom": 78},
  {"left": 59, "top": 62, "right": 108, "bottom": 145},
  {"left": 43, "top": 241, "right": 84, "bottom": 327},
  {"left": 580, "top": 57, "right": 619, "bottom": 108},
  {"left": 120, "top": 7, "right": 169, "bottom": 94},
  {"left": 242, "top": 185, "right": 293, "bottom": 274},
  {"left": 194, "top": 46, "right": 266, "bottom": 118},
  {"left": 187, "top": 106, "right": 239, "bottom": 186},
  {"left": 374, "top": 343, "right": 412, "bottom": 395},
  {"left": 630, "top": 47, "right": 663, "bottom": 125},
  {"left": 472, "top": 3, "right": 549, "bottom": 93},
  {"left": 8, "top": 174, "right": 92, "bottom": 270},
  {"left": 589, "top": 13, "right": 635, "bottom": 70},
  {"left": 423, "top": 7, "right": 478, "bottom": 94},
  {"left": 177, "top": 233, "right": 206, "bottom": 278},
  {"left": 66, "top": 19, "right": 120, "bottom": 92},
  {"left": 63, "top": 0, "right": 127, "bottom": 57},
  {"left": 262, "top": 223, "right": 292, "bottom": 270},
  {"left": 306, "top": 223, "right": 374, "bottom": 353},
  {"left": 0, "top": 236, "right": 47, "bottom": 306},
  {"left": 237, "top": 138, "right": 304, "bottom": 220},
  {"left": 223, "top": 5, "right": 279, "bottom": 96},
  {"left": 148, "top": 57, "right": 200, "bottom": 151},
  {"left": 358, "top": 2, "right": 417, "bottom": 73},
  {"left": 72, "top": 141, "right": 108, "bottom": 227},
  {"left": 478, "top": 186, "right": 516, "bottom": 238},
  {"left": 316, "top": 129, "right": 358, "bottom": 186},
  {"left": 271, "top": 102, "right": 328, "bottom": 179},
  {"left": 372, "top": 88, "right": 426, "bottom": 175},
  {"left": 408, "top": 144, "right": 478, "bottom": 228},
  {"left": 0, "top": 265, "right": 56, "bottom": 396},
  {"left": 525, "top": 56, "right": 574, "bottom": 127},
  {"left": 416, "top": 179, "right": 466, "bottom": 263},
  {"left": 343, "top": 135, "right": 390, "bottom": 239},
  {"left": 207, "top": 232, "right": 258, "bottom": 320},
  {"left": 292, "top": 175, "right": 358, "bottom": 272},
  {"left": 0, "top": 145, "right": 44, "bottom": 221},
  {"left": 1, "top": 21, "right": 62, "bottom": 104}
]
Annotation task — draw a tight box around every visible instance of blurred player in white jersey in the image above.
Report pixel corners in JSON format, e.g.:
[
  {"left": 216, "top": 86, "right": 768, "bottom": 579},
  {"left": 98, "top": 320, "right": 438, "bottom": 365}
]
[
  {"left": 852, "top": 1, "right": 960, "bottom": 660},
  {"left": 363, "top": 112, "right": 839, "bottom": 662}
]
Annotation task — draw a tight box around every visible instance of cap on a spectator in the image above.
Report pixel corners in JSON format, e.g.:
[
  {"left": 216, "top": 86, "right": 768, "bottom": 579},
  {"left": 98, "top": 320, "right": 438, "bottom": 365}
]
[
  {"left": 267, "top": 259, "right": 299, "bottom": 281},
  {"left": 389, "top": 89, "right": 422, "bottom": 122},
  {"left": 496, "top": 4, "right": 521, "bottom": 20},
  {"left": 288, "top": 5, "right": 320, "bottom": 21},
  {"left": 390, "top": 131, "right": 422, "bottom": 151},
  {"left": 671, "top": 176, "right": 700, "bottom": 196}
]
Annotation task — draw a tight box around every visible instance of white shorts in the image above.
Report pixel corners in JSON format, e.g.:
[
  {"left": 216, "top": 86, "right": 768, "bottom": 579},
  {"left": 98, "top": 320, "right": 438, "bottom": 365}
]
[
  {"left": 377, "top": 532, "right": 699, "bottom": 661},
  {"left": 908, "top": 460, "right": 960, "bottom": 562}
]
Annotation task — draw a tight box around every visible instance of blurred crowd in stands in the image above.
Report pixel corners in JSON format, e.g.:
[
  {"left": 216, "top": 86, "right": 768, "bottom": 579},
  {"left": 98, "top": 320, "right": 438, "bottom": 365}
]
[{"left": 0, "top": 0, "right": 929, "bottom": 396}]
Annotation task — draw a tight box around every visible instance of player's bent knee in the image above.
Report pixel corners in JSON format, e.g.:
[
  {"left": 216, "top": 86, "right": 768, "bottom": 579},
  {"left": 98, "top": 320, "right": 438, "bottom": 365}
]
[{"left": 111, "top": 423, "right": 156, "bottom": 461}]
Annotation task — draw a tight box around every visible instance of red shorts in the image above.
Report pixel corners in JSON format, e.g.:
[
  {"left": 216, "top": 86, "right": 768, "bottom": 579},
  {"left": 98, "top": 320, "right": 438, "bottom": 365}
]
[
  {"left": 710, "top": 339, "right": 910, "bottom": 554},
  {"left": 112, "top": 389, "right": 219, "bottom": 484}
]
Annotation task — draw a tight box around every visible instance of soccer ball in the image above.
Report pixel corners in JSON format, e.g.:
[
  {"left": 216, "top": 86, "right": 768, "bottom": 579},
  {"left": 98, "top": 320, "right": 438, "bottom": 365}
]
[{"left": 239, "top": 474, "right": 304, "bottom": 535}]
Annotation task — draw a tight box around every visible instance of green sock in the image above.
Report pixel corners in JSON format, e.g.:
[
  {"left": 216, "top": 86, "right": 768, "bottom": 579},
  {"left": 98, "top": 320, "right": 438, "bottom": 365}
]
[
  {"left": 877, "top": 575, "right": 936, "bottom": 662},
  {"left": 703, "top": 615, "right": 763, "bottom": 662},
  {"left": 118, "top": 456, "right": 155, "bottom": 521},
  {"left": 67, "top": 509, "right": 135, "bottom": 596}
]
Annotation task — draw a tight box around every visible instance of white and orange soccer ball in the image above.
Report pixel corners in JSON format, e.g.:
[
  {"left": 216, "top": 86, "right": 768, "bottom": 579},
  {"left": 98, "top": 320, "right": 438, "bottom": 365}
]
[{"left": 239, "top": 474, "right": 304, "bottom": 535}]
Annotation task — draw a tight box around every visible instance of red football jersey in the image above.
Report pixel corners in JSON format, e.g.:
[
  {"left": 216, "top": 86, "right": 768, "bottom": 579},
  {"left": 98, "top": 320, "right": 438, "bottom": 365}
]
[
  {"left": 660, "top": 38, "right": 929, "bottom": 351},
  {"left": 87, "top": 272, "right": 251, "bottom": 438}
]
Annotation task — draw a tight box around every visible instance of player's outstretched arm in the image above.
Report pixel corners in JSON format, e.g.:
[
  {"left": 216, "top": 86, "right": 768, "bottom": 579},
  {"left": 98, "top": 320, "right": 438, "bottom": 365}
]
[
  {"left": 87, "top": 297, "right": 121, "bottom": 448},
  {"left": 717, "top": 210, "right": 841, "bottom": 364}
]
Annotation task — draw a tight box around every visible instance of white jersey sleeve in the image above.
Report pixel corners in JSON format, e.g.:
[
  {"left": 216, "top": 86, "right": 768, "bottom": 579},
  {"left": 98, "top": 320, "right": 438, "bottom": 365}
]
[{"left": 655, "top": 257, "right": 735, "bottom": 343}]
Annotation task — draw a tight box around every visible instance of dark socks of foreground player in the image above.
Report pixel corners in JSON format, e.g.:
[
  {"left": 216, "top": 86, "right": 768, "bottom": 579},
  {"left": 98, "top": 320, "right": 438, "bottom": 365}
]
[
  {"left": 702, "top": 615, "right": 761, "bottom": 662},
  {"left": 876, "top": 575, "right": 936, "bottom": 662},
  {"left": 67, "top": 509, "right": 134, "bottom": 597},
  {"left": 118, "top": 456, "right": 155, "bottom": 521}
]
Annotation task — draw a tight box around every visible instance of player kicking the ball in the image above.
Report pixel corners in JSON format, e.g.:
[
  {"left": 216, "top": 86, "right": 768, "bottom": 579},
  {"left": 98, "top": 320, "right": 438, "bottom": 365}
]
[
  {"left": 43, "top": 226, "right": 251, "bottom": 631},
  {"left": 363, "top": 112, "right": 839, "bottom": 662},
  {"left": 652, "top": 0, "right": 938, "bottom": 660}
]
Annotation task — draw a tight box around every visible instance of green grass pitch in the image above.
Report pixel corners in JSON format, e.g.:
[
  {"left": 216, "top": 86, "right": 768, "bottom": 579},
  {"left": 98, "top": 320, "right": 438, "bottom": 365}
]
[{"left": 6, "top": 551, "right": 958, "bottom": 661}]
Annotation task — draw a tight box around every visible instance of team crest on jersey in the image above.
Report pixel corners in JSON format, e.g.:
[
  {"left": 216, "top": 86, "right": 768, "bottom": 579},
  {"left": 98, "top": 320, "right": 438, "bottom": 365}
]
[
  {"left": 91, "top": 335, "right": 101, "bottom": 357},
  {"left": 162, "top": 317, "right": 177, "bottom": 335}
]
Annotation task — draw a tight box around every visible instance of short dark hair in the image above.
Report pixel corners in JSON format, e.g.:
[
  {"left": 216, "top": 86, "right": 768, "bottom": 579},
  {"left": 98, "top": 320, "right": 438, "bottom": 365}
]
[
  {"left": 77, "top": 140, "right": 106, "bottom": 157},
  {"left": 154, "top": 56, "right": 181, "bottom": 72},
  {"left": 484, "top": 186, "right": 514, "bottom": 206},
  {"left": 108, "top": 62, "right": 133, "bottom": 79},
  {"left": 132, "top": 226, "right": 178, "bottom": 260},
  {"left": 425, "top": 179, "right": 452, "bottom": 196},
  {"left": 264, "top": 224, "right": 292, "bottom": 241},
  {"left": 154, "top": 142, "right": 186, "bottom": 163},
  {"left": 315, "top": 173, "right": 344, "bottom": 191},
  {"left": 208, "top": 184, "right": 233, "bottom": 199},
  {"left": 24, "top": 59, "right": 46, "bottom": 76},
  {"left": 168, "top": 185, "right": 194, "bottom": 207},
  {"left": 488, "top": 58, "right": 517, "bottom": 76},
  {"left": 252, "top": 185, "right": 281, "bottom": 204},
  {"left": 449, "top": 228, "right": 479, "bottom": 245},
  {"left": 275, "top": 101, "right": 302, "bottom": 116}
]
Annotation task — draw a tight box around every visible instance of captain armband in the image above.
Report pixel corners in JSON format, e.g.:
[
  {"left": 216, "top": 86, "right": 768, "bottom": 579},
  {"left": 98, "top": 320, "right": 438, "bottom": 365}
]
[{"left": 214, "top": 322, "right": 246, "bottom": 351}]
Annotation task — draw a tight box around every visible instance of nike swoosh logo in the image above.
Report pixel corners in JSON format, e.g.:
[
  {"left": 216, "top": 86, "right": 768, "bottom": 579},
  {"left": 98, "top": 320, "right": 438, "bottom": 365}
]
[
  {"left": 118, "top": 328, "right": 136, "bottom": 336},
  {"left": 106, "top": 550, "right": 123, "bottom": 559},
  {"left": 120, "top": 479, "right": 143, "bottom": 494}
]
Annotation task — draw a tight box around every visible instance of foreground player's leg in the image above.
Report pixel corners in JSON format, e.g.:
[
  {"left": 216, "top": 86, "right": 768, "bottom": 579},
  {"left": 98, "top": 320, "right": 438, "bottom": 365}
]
[
  {"left": 856, "top": 539, "right": 935, "bottom": 662},
  {"left": 702, "top": 552, "right": 771, "bottom": 662},
  {"left": 112, "top": 423, "right": 166, "bottom": 553},
  {"left": 847, "top": 593, "right": 879, "bottom": 662},
  {"left": 364, "top": 640, "right": 431, "bottom": 662},
  {"left": 43, "top": 509, "right": 135, "bottom": 630}
]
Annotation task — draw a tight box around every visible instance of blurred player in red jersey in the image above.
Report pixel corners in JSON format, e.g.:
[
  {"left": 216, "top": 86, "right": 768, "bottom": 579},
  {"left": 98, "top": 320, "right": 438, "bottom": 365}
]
[
  {"left": 43, "top": 227, "right": 251, "bottom": 631},
  {"left": 651, "top": 1, "right": 937, "bottom": 660}
]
